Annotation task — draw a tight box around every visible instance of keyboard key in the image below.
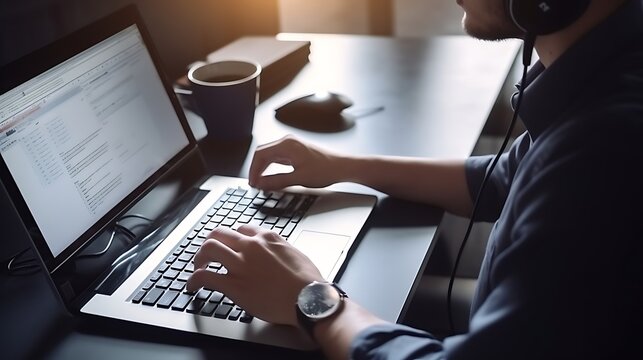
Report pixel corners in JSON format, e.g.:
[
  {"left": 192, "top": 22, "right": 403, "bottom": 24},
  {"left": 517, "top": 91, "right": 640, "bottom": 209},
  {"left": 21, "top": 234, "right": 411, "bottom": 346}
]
[
  {"left": 195, "top": 289, "right": 212, "bottom": 301},
  {"left": 245, "top": 188, "right": 260, "bottom": 198},
  {"left": 216, "top": 208, "right": 230, "bottom": 217},
  {"left": 157, "top": 290, "right": 179, "bottom": 308},
  {"left": 221, "top": 218, "right": 235, "bottom": 227},
  {"left": 184, "top": 245, "right": 200, "bottom": 254},
  {"left": 232, "top": 188, "right": 247, "bottom": 197},
  {"left": 264, "top": 216, "right": 279, "bottom": 224},
  {"left": 170, "top": 260, "right": 188, "bottom": 271},
  {"left": 228, "top": 308, "right": 243, "bottom": 321},
  {"left": 169, "top": 280, "right": 186, "bottom": 292},
  {"left": 281, "top": 222, "right": 297, "bottom": 238},
  {"left": 141, "top": 288, "right": 164, "bottom": 306},
  {"left": 186, "top": 299, "right": 206, "bottom": 313},
  {"left": 163, "top": 269, "right": 179, "bottom": 279},
  {"left": 141, "top": 281, "right": 154, "bottom": 290},
  {"left": 238, "top": 215, "right": 252, "bottom": 223},
  {"left": 177, "top": 271, "right": 191, "bottom": 281},
  {"left": 200, "top": 302, "right": 218, "bottom": 316},
  {"left": 263, "top": 199, "right": 278, "bottom": 209},
  {"left": 178, "top": 252, "right": 193, "bottom": 262},
  {"left": 238, "top": 198, "right": 252, "bottom": 206},
  {"left": 157, "top": 263, "right": 170, "bottom": 273},
  {"left": 214, "top": 303, "right": 233, "bottom": 318},
  {"left": 132, "top": 290, "right": 147, "bottom": 303},
  {"left": 171, "top": 293, "right": 193, "bottom": 311},
  {"left": 208, "top": 291, "right": 224, "bottom": 303},
  {"left": 155, "top": 278, "right": 172, "bottom": 289},
  {"left": 248, "top": 218, "right": 263, "bottom": 227},
  {"left": 207, "top": 262, "right": 222, "bottom": 270},
  {"left": 275, "top": 217, "right": 289, "bottom": 228},
  {"left": 228, "top": 195, "right": 242, "bottom": 203},
  {"left": 239, "top": 311, "right": 254, "bottom": 323}
]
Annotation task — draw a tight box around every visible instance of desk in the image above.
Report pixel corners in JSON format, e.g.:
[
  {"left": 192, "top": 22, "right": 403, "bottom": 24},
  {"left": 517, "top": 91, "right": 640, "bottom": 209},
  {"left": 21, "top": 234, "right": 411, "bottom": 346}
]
[{"left": 0, "top": 34, "right": 520, "bottom": 359}]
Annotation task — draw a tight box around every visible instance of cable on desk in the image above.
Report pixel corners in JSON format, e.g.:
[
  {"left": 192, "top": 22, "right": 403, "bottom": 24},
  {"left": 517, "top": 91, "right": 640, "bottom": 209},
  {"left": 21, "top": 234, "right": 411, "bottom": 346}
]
[
  {"left": 6, "top": 214, "right": 154, "bottom": 275},
  {"left": 75, "top": 214, "right": 153, "bottom": 258},
  {"left": 6, "top": 247, "right": 41, "bottom": 276},
  {"left": 76, "top": 225, "right": 131, "bottom": 258}
]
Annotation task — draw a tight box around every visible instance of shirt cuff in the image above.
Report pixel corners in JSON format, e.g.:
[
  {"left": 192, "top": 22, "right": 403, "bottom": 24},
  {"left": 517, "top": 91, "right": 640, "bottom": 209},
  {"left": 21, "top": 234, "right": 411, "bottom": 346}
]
[{"left": 350, "top": 323, "right": 444, "bottom": 360}]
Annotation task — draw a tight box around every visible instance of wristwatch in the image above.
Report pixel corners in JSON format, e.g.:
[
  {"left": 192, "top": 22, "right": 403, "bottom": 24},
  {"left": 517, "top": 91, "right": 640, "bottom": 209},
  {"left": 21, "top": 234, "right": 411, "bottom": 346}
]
[{"left": 295, "top": 281, "right": 348, "bottom": 338}]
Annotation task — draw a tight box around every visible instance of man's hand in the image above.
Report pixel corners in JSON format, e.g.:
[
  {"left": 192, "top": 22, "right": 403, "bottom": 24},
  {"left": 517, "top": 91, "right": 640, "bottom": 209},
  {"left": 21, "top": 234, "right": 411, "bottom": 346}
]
[
  {"left": 186, "top": 225, "right": 324, "bottom": 326},
  {"left": 249, "top": 135, "right": 345, "bottom": 191}
]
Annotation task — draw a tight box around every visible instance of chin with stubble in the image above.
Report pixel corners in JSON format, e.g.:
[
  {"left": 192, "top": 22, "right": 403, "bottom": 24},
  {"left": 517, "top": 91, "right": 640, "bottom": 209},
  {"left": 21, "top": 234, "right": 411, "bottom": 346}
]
[{"left": 457, "top": 0, "right": 523, "bottom": 41}]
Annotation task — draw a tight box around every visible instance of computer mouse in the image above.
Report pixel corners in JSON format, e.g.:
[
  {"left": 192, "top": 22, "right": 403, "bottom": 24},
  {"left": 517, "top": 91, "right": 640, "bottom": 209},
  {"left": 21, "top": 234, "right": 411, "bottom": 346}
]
[{"left": 275, "top": 92, "right": 355, "bottom": 132}]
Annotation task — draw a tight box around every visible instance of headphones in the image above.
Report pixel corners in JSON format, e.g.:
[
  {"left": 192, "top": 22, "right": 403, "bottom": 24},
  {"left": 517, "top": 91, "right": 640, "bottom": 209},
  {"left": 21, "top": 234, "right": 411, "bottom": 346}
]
[{"left": 507, "top": 0, "right": 591, "bottom": 36}]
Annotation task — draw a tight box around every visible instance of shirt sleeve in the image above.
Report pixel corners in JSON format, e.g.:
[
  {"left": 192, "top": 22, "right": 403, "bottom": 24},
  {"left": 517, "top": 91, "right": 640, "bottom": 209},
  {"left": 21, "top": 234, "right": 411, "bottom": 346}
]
[
  {"left": 463, "top": 132, "right": 531, "bottom": 222},
  {"left": 351, "top": 323, "right": 446, "bottom": 360}
]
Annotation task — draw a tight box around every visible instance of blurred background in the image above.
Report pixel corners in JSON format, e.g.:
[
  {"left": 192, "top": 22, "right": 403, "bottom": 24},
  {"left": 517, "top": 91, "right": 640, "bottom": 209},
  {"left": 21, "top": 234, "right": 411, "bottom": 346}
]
[
  {"left": 279, "top": 0, "right": 464, "bottom": 36},
  {"left": 0, "top": 0, "right": 465, "bottom": 79}
]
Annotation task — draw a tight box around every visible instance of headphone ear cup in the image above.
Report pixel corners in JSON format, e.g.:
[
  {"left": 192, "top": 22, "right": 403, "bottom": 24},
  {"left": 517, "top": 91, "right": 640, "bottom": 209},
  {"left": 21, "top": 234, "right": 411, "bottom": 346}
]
[{"left": 507, "top": 0, "right": 590, "bottom": 35}]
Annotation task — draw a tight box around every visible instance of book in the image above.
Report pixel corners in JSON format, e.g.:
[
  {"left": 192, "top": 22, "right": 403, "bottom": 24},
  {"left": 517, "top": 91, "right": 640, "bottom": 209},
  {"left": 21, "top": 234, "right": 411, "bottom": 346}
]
[{"left": 176, "top": 36, "right": 311, "bottom": 102}]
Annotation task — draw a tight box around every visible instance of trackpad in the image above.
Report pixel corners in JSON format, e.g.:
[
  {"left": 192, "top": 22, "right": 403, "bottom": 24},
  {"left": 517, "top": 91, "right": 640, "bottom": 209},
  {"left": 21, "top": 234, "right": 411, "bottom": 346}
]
[{"left": 292, "top": 231, "right": 350, "bottom": 280}]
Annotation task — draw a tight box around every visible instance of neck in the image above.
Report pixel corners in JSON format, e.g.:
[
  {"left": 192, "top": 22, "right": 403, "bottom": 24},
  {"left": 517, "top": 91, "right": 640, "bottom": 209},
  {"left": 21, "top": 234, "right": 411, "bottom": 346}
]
[{"left": 534, "top": 0, "right": 627, "bottom": 67}]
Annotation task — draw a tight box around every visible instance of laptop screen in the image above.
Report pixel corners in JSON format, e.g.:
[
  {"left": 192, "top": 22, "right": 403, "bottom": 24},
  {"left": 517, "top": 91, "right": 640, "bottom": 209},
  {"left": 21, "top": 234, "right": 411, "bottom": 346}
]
[{"left": 0, "top": 17, "right": 193, "bottom": 270}]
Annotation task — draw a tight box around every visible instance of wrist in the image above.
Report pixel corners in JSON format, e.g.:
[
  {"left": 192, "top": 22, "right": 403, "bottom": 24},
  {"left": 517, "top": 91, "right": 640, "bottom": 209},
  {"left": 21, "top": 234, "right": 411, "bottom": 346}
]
[
  {"left": 334, "top": 154, "right": 368, "bottom": 184},
  {"left": 295, "top": 281, "right": 348, "bottom": 340}
]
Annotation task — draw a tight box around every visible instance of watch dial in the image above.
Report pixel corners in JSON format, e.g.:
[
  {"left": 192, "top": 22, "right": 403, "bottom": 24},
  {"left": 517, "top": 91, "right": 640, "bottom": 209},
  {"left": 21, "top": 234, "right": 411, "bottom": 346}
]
[{"left": 297, "top": 282, "right": 341, "bottom": 319}]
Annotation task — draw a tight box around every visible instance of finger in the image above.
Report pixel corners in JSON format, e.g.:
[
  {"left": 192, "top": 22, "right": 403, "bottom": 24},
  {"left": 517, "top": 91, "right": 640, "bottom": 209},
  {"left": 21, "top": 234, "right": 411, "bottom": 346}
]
[
  {"left": 248, "top": 141, "right": 283, "bottom": 186},
  {"left": 193, "top": 238, "right": 241, "bottom": 271},
  {"left": 249, "top": 158, "right": 295, "bottom": 189},
  {"left": 235, "top": 224, "right": 261, "bottom": 236},
  {"left": 249, "top": 137, "right": 298, "bottom": 187},
  {"left": 186, "top": 268, "right": 233, "bottom": 293},
  {"left": 255, "top": 172, "right": 301, "bottom": 191},
  {"left": 206, "top": 227, "right": 247, "bottom": 251},
  {"left": 255, "top": 227, "right": 287, "bottom": 243}
]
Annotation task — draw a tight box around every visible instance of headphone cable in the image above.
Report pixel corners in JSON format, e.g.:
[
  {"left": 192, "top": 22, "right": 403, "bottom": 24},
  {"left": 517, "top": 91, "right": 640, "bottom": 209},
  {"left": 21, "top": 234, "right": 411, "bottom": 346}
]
[{"left": 446, "top": 35, "right": 534, "bottom": 335}]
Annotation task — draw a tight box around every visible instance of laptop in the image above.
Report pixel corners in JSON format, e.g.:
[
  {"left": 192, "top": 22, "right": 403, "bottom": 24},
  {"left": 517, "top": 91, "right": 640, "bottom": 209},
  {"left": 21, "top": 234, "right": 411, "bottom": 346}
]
[{"left": 0, "top": 5, "right": 375, "bottom": 351}]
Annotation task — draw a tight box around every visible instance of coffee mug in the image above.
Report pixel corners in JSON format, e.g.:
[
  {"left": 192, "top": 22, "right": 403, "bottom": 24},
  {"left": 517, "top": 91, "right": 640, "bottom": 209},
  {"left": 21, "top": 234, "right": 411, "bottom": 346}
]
[{"left": 185, "top": 60, "right": 261, "bottom": 141}]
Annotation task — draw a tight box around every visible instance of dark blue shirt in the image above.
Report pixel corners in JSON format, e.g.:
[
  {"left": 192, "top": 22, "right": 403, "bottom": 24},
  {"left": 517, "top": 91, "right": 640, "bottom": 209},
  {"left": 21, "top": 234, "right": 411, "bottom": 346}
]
[{"left": 352, "top": 1, "right": 643, "bottom": 358}]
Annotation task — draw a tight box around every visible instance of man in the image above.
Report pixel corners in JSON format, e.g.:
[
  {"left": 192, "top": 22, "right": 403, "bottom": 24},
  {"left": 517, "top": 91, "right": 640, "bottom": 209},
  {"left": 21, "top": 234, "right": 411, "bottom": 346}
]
[{"left": 187, "top": 0, "right": 643, "bottom": 358}]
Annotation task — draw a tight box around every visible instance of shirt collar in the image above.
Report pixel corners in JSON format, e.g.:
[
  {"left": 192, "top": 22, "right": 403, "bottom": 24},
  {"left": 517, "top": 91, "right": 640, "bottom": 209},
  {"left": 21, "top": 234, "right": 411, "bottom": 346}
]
[{"left": 512, "top": 0, "right": 643, "bottom": 140}]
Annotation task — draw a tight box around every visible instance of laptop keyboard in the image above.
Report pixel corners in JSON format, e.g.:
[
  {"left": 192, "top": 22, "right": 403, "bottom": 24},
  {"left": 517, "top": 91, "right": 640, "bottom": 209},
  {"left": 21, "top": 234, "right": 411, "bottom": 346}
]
[{"left": 129, "top": 186, "right": 317, "bottom": 323}]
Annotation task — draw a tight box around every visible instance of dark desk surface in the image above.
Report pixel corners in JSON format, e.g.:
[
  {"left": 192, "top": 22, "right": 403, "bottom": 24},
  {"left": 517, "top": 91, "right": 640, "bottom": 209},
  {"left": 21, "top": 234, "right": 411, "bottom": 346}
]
[{"left": 0, "top": 33, "right": 520, "bottom": 359}]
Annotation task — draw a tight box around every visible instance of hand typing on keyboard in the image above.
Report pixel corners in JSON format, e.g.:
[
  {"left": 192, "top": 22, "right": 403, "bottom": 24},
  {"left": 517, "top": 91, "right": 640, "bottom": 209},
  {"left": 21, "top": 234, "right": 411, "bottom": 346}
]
[
  {"left": 249, "top": 135, "right": 344, "bottom": 191},
  {"left": 186, "top": 225, "right": 325, "bottom": 327}
]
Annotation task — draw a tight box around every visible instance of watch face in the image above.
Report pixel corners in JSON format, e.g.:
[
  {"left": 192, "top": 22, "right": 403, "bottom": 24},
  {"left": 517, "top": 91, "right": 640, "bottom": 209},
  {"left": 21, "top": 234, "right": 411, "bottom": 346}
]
[{"left": 297, "top": 282, "right": 342, "bottom": 320}]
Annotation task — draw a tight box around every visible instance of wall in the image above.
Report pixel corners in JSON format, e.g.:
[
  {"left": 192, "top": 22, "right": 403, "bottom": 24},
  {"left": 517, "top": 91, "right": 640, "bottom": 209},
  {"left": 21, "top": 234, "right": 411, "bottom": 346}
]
[
  {"left": 0, "top": 0, "right": 279, "bottom": 79},
  {"left": 278, "top": 0, "right": 465, "bottom": 37}
]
